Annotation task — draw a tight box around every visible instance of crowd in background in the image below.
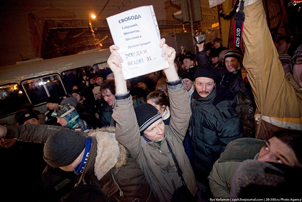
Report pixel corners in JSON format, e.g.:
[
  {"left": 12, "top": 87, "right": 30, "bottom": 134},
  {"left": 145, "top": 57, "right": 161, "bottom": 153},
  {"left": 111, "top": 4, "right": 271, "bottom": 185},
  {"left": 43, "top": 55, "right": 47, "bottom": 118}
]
[{"left": 1, "top": 1, "right": 302, "bottom": 201}]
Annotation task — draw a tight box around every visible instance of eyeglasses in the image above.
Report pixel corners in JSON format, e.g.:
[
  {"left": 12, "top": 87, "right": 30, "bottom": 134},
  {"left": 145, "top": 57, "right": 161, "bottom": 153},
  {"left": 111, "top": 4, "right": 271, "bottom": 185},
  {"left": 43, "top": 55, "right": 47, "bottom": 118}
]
[{"left": 294, "top": 56, "right": 302, "bottom": 65}]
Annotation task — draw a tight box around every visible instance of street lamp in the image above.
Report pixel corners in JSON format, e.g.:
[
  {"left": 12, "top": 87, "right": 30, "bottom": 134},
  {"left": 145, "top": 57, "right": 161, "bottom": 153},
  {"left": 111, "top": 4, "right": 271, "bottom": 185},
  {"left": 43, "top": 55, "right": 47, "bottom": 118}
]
[{"left": 89, "top": 13, "right": 103, "bottom": 49}]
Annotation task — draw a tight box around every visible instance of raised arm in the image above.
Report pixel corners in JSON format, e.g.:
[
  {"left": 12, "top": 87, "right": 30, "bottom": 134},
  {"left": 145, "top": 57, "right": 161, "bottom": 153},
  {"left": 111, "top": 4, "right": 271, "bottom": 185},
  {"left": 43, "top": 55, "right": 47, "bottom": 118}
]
[
  {"left": 0, "top": 124, "right": 64, "bottom": 144},
  {"left": 160, "top": 38, "right": 178, "bottom": 82}
]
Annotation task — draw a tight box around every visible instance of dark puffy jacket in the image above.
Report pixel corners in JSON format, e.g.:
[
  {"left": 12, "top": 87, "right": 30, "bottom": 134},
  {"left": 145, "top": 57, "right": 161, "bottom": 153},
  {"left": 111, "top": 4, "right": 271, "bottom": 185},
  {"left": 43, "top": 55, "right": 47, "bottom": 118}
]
[
  {"left": 190, "top": 86, "right": 243, "bottom": 181},
  {"left": 220, "top": 70, "right": 255, "bottom": 137}
]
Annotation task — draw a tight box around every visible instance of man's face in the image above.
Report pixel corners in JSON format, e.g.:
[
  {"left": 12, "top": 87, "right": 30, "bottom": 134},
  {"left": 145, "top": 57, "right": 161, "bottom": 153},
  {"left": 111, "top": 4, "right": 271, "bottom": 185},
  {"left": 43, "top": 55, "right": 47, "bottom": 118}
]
[
  {"left": 211, "top": 56, "right": 219, "bottom": 64},
  {"left": 194, "top": 77, "right": 216, "bottom": 98},
  {"left": 258, "top": 137, "right": 299, "bottom": 167},
  {"left": 102, "top": 89, "right": 115, "bottom": 106},
  {"left": 182, "top": 78, "right": 193, "bottom": 91},
  {"left": 214, "top": 41, "right": 221, "bottom": 49},
  {"left": 57, "top": 117, "right": 68, "bottom": 126},
  {"left": 225, "top": 57, "right": 240, "bottom": 72},
  {"left": 143, "top": 119, "right": 165, "bottom": 142},
  {"left": 146, "top": 99, "right": 165, "bottom": 116},
  {"left": 292, "top": 55, "right": 302, "bottom": 88},
  {"left": 183, "top": 58, "right": 194, "bottom": 70},
  {"left": 276, "top": 39, "right": 290, "bottom": 55},
  {"left": 24, "top": 118, "right": 40, "bottom": 125},
  {"left": 72, "top": 93, "right": 81, "bottom": 102},
  {"left": 46, "top": 103, "right": 59, "bottom": 111},
  {"left": 96, "top": 77, "right": 103, "bottom": 86}
]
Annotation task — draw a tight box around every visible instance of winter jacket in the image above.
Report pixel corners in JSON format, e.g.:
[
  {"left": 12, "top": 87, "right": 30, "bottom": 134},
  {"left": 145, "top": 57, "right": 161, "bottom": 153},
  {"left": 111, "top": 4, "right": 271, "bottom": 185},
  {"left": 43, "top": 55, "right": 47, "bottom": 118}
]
[
  {"left": 208, "top": 138, "right": 264, "bottom": 198},
  {"left": 112, "top": 80, "right": 197, "bottom": 202},
  {"left": 190, "top": 85, "right": 243, "bottom": 181},
  {"left": 4, "top": 124, "right": 155, "bottom": 202},
  {"left": 242, "top": 1, "right": 302, "bottom": 140},
  {"left": 220, "top": 70, "right": 255, "bottom": 137}
]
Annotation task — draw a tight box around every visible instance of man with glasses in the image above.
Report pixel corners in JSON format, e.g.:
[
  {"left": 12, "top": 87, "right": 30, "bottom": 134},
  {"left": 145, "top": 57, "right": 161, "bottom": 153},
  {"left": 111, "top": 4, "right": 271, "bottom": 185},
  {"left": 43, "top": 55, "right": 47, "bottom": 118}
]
[{"left": 238, "top": 0, "right": 302, "bottom": 140}]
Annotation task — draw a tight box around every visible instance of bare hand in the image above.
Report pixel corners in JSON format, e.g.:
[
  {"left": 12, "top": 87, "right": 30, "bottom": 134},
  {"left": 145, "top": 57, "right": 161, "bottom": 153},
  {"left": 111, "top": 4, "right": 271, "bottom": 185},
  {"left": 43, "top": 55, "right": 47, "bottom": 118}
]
[
  {"left": 196, "top": 42, "right": 205, "bottom": 52},
  {"left": 160, "top": 38, "right": 176, "bottom": 65},
  {"left": 0, "top": 125, "right": 7, "bottom": 138},
  {"left": 107, "top": 45, "right": 123, "bottom": 76},
  {"left": 0, "top": 138, "right": 17, "bottom": 148}
]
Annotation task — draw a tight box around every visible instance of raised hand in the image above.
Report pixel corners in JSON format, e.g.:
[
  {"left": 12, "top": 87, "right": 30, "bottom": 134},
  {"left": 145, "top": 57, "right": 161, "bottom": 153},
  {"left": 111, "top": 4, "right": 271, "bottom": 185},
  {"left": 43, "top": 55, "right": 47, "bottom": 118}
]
[
  {"left": 160, "top": 38, "right": 176, "bottom": 66},
  {"left": 107, "top": 45, "right": 123, "bottom": 76}
]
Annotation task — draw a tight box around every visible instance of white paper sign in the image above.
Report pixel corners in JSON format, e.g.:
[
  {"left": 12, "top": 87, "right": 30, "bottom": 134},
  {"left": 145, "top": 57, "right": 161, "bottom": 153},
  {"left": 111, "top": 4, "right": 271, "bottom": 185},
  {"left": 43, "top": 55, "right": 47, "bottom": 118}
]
[
  {"left": 106, "top": 5, "right": 169, "bottom": 80},
  {"left": 208, "top": 0, "right": 226, "bottom": 8}
]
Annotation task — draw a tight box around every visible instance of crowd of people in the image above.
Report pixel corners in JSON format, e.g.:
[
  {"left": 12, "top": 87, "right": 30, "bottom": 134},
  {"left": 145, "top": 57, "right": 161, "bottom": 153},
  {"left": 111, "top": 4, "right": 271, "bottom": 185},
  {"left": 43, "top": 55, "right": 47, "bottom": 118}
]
[{"left": 0, "top": 0, "right": 302, "bottom": 201}]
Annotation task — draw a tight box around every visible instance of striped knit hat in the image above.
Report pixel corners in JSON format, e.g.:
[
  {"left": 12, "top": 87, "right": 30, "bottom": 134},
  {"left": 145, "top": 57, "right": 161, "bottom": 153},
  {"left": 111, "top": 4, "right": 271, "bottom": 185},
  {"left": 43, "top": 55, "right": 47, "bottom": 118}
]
[
  {"left": 134, "top": 103, "right": 162, "bottom": 133},
  {"left": 291, "top": 44, "right": 302, "bottom": 72},
  {"left": 224, "top": 48, "right": 243, "bottom": 61},
  {"left": 279, "top": 54, "right": 291, "bottom": 64}
]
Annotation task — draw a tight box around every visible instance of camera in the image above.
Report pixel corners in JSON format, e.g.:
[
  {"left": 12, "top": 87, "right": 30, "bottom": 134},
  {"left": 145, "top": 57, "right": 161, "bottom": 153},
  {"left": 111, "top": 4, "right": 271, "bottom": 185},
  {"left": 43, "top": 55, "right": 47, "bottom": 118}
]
[{"left": 193, "top": 34, "right": 207, "bottom": 44}]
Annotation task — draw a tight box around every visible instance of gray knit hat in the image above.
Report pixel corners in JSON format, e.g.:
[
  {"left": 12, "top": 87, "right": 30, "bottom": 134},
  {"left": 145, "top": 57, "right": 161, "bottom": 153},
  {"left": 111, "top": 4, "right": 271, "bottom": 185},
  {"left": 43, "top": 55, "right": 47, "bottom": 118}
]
[
  {"left": 134, "top": 103, "right": 162, "bottom": 133},
  {"left": 291, "top": 44, "right": 302, "bottom": 72},
  {"left": 224, "top": 48, "right": 243, "bottom": 61},
  {"left": 43, "top": 129, "right": 86, "bottom": 167},
  {"left": 61, "top": 97, "right": 78, "bottom": 108}
]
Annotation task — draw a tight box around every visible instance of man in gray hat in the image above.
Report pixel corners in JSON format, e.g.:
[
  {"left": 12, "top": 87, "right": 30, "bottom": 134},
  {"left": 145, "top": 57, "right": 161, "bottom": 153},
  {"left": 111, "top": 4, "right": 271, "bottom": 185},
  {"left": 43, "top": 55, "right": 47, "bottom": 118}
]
[
  {"left": 220, "top": 48, "right": 255, "bottom": 138},
  {"left": 0, "top": 124, "right": 154, "bottom": 202}
]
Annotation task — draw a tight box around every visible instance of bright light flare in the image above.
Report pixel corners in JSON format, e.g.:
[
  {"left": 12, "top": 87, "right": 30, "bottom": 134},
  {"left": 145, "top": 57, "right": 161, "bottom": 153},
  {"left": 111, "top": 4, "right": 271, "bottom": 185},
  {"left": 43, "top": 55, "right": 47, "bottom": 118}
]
[{"left": 91, "top": 14, "right": 96, "bottom": 19}]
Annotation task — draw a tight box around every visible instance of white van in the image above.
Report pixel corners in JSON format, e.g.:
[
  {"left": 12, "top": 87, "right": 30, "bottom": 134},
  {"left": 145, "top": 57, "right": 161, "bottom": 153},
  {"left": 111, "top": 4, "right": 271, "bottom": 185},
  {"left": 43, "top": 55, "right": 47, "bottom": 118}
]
[{"left": 0, "top": 48, "right": 110, "bottom": 125}]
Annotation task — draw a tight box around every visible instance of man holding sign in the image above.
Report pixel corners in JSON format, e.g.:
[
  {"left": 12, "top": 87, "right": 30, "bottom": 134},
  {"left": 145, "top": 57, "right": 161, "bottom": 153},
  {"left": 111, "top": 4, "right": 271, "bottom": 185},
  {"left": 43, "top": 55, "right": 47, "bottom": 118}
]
[{"left": 109, "top": 38, "right": 197, "bottom": 202}]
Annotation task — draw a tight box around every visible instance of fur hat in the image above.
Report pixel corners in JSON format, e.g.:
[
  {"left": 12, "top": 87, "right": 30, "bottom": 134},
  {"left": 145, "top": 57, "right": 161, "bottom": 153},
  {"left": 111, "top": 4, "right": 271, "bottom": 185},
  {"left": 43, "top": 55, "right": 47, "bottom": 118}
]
[
  {"left": 15, "top": 110, "right": 38, "bottom": 125},
  {"left": 43, "top": 129, "right": 86, "bottom": 167},
  {"left": 194, "top": 64, "right": 219, "bottom": 82},
  {"left": 230, "top": 159, "right": 302, "bottom": 198},
  {"left": 224, "top": 48, "right": 243, "bottom": 61},
  {"left": 134, "top": 103, "right": 162, "bottom": 133},
  {"left": 61, "top": 97, "right": 78, "bottom": 108}
]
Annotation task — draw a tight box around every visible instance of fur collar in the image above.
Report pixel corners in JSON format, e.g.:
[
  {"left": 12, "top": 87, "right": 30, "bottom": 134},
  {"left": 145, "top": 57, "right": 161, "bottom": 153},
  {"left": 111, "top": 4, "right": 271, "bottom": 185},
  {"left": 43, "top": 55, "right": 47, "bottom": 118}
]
[{"left": 87, "top": 127, "right": 128, "bottom": 180}]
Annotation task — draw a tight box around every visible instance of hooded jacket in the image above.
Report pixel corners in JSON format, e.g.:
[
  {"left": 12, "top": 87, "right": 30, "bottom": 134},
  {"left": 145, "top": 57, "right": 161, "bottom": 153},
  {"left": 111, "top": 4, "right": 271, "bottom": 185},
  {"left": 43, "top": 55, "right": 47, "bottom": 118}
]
[
  {"left": 4, "top": 124, "right": 154, "bottom": 202},
  {"left": 208, "top": 138, "right": 265, "bottom": 198}
]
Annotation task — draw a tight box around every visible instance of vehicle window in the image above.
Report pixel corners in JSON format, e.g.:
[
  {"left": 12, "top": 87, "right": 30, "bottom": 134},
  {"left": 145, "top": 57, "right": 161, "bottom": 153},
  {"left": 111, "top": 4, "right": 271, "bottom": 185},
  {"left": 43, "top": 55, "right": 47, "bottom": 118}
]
[
  {"left": 22, "top": 75, "right": 66, "bottom": 105},
  {"left": 0, "top": 84, "right": 29, "bottom": 117},
  {"left": 61, "top": 66, "right": 92, "bottom": 94},
  {"left": 61, "top": 63, "right": 110, "bottom": 94}
]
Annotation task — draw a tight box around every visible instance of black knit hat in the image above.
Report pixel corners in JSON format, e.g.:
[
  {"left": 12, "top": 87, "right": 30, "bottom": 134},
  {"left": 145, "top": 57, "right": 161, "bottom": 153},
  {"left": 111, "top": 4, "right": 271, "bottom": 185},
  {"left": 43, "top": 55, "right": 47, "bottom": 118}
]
[
  {"left": 224, "top": 48, "right": 243, "bottom": 61},
  {"left": 15, "top": 110, "right": 39, "bottom": 125},
  {"left": 180, "top": 72, "right": 194, "bottom": 81},
  {"left": 194, "top": 65, "right": 219, "bottom": 82},
  {"left": 43, "top": 129, "right": 86, "bottom": 168},
  {"left": 134, "top": 103, "right": 162, "bottom": 133}
]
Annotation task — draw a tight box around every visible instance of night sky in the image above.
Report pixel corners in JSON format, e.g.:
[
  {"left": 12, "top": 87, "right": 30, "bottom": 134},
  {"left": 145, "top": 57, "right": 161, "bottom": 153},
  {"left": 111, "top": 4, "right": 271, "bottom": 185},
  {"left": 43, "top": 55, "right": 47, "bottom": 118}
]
[{"left": 0, "top": 0, "right": 168, "bottom": 67}]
